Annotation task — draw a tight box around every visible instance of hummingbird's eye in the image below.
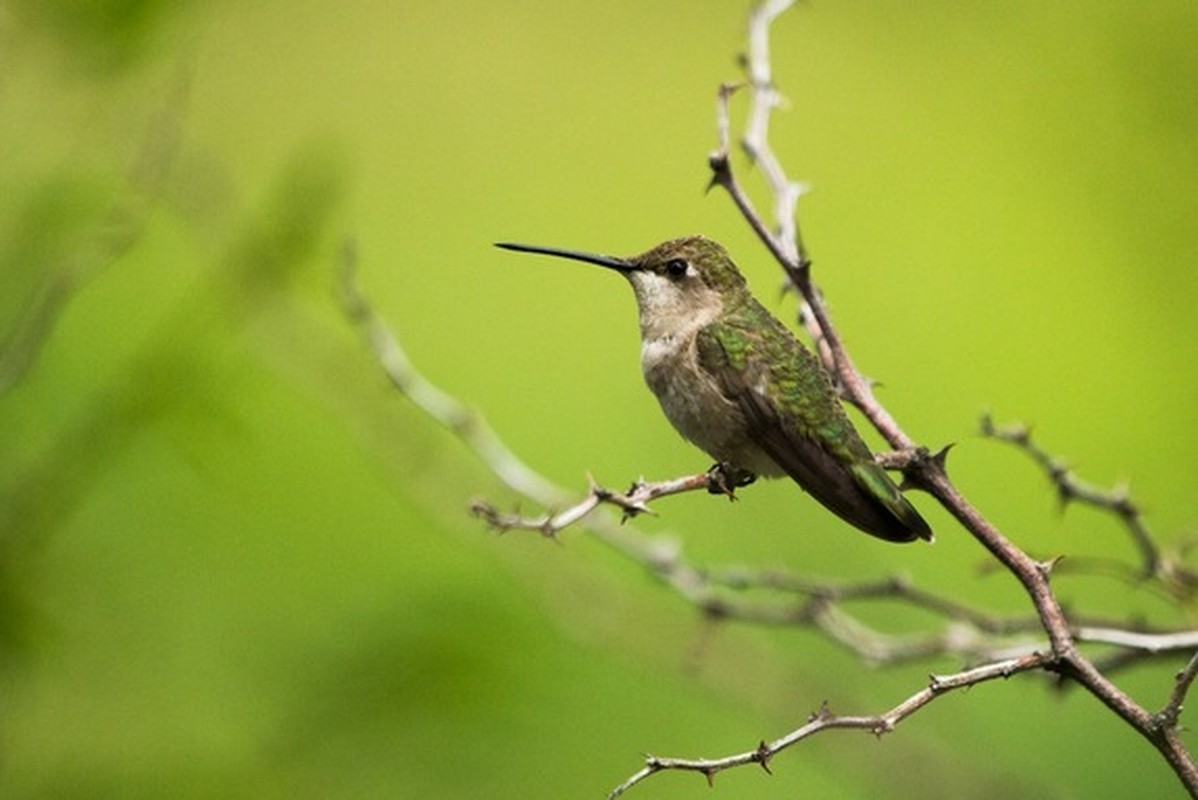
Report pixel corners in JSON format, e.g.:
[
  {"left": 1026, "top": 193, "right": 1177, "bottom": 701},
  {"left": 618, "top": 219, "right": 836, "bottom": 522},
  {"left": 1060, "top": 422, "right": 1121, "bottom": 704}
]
[{"left": 664, "top": 258, "right": 688, "bottom": 279}]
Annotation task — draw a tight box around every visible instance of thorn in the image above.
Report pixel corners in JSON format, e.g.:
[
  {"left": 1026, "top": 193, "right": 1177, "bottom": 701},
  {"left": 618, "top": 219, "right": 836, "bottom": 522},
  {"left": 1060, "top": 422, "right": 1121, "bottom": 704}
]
[
  {"left": 979, "top": 412, "right": 994, "bottom": 435},
  {"left": 931, "top": 443, "right": 955, "bottom": 470},
  {"left": 720, "top": 80, "right": 746, "bottom": 98},
  {"left": 702, "top": 768, "right": 715, "bottom": 788},
  {"left": 704, "top": 168, "right": 722, "bottom": 195},
  {"left": 588, "top": 473, "right": 616, "bottom": 501},
  {"left": 619, "top": 502, "right": 655, "bottom": 524},
  {"left": 1036, "top": 555, "right": 1066, "bottom": 576},
  {"left": 755, "top": 741, "right": 773, "bottom": 775},
  {"left": 707, "top": 151, "right": 731, "bottom": 183}
]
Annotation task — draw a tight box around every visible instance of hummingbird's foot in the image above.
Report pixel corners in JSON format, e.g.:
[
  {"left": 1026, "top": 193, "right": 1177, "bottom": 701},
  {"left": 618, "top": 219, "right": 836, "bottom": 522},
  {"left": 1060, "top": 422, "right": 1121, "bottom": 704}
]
[{"left": 706, "top": 462, "right": 757, "bottom": 499}]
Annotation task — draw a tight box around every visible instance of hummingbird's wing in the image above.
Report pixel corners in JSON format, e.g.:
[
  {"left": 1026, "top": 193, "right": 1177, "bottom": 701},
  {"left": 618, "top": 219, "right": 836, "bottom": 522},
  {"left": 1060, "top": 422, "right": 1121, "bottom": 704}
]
[{"left": 696, "top": 312, "right": 931, "bottom": 543}]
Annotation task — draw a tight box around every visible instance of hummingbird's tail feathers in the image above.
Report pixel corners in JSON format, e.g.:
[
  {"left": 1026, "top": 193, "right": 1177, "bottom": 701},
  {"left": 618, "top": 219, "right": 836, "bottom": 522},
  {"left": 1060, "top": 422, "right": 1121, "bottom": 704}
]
[
  {"left": 759, "top": 429, "right": 929, "bottom": 543},
  {"left": 848, "top": 462, "right": 933, "bottom": 543}
]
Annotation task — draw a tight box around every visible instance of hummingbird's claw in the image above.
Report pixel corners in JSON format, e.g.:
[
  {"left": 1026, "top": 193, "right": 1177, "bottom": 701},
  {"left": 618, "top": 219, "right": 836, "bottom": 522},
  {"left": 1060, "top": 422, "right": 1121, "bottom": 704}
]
[{"left": 706, "top": 462, "right": 756, "bottom": 499}]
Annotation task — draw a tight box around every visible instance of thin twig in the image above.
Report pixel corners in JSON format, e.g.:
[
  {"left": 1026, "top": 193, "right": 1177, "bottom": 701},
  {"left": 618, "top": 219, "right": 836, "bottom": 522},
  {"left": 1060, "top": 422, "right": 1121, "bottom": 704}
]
[
  {"left": 742, "top": 0, "right": 804, "bottom": 265},
  {"left": 468, "top": 471, "right": 721, "bottom": 537},
  {"left": 981, "top": 413, "right": 1198, "bottom": 596},
  {"left": 1159, "top": 651, "right": 1198, "bottom": 729},
  {"left": 607, "top": 653, "right": 1051, "bottom": 799},
  {"left": 339, "top": 241, "right": 567, "bottom": 508}
]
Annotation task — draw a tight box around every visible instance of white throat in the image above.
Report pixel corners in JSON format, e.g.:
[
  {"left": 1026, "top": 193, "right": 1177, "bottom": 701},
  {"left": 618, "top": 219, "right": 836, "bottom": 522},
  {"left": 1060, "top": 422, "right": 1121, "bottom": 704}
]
[
  {"left": 628, "top": 272, "right": 724, "bottom": 371},
  {"left": 628, "top": 271, "right": 723, "bottom": 341}
]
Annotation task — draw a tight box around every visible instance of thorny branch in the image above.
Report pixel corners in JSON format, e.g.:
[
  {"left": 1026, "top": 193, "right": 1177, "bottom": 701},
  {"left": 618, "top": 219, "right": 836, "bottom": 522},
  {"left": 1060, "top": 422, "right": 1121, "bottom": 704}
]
[
  {"left": 695, "top": 0, "right": 1198, "bottom": 796},
  {"left": 608, "top": 652, "right": 1051, "bottom": 799},
  {"left": 343, "top": 1, "right": 1198, "bottom": 796},
  {"left": 1161, "top": 652, "right": 1198, "bottom": 729},
  {"left": 981, "top": 413, "right": 1198, "bottom": 598},
  {"left": 468, "top": 471, "right": 717, "bottom": 538}
]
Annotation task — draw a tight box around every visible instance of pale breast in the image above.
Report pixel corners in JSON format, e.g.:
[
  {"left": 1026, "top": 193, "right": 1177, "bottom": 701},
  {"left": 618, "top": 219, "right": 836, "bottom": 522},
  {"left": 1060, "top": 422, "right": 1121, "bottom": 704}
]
[{"left": 639, "top": 332, "right": 778, "bottom": 476}]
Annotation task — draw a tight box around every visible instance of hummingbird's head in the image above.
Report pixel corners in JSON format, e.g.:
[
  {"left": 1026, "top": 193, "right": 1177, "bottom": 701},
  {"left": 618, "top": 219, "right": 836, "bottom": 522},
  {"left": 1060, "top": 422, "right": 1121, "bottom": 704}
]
[
  {"left": 618, "top": 236, "right": 747, "bottom": 337},
  {"left": 627, "top": 236, "right": 746, "bottom": 294},
  {"left": 495, "top": 236, "right": 748, "bottom": 338}
]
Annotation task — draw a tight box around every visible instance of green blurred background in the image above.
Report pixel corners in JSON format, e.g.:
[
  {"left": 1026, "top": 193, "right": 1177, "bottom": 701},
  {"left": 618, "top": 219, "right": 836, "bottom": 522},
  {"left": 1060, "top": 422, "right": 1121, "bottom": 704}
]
[{"left": 2, "top": 1, "right": 1196, "bottom": 797}]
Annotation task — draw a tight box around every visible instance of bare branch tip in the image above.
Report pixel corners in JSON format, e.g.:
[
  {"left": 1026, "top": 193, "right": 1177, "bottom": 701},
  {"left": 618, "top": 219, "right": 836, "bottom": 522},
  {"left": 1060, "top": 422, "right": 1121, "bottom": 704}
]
[{"left": 468, "top": 498, "right": 497, "bottom": 523}]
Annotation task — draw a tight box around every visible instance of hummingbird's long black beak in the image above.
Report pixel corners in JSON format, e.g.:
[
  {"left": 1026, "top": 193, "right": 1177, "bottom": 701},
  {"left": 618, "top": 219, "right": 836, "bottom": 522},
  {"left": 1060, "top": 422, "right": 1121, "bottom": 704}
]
[{"left": 495, "top": 242, "right": 634, "bottom": 273}]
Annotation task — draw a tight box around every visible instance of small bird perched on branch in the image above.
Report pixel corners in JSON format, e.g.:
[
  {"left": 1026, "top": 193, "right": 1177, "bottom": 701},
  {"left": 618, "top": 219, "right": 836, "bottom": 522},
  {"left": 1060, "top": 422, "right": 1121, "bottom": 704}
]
[{"left": 497, "top": 236, "right": 931, "bottom": 543}]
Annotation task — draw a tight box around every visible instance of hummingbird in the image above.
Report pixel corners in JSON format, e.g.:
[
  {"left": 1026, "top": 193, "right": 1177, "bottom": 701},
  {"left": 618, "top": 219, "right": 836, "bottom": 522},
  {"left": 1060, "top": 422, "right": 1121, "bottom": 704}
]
[{"left": 496, "top": 236, "right": 931, "bottom": 543}]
